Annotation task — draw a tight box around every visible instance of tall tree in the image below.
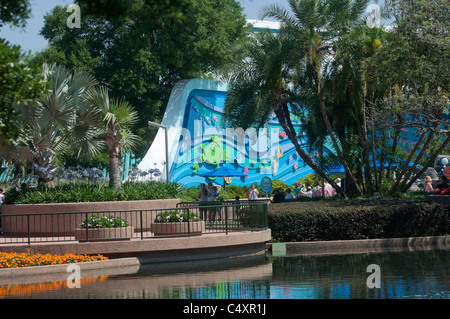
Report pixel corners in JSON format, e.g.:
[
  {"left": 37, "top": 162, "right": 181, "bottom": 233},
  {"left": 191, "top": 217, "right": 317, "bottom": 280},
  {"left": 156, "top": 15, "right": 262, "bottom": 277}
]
[
  {"left": 33, "top": 0, "right": 249, "bottom": 158},
  {"left": 260, "top": 0, "right": 375, "bottom": 196},
  {"left": 0, "top": 0, "right": 44, "bottom": 142},
  {"left": 368, "top": 0, "right": 449, "bottom": 194},
  {"left": 223, "top": 29, "right": 347, "bottom": 197},
  {"left": 85, "top": 86, "right": 139, "bottom": 189}
]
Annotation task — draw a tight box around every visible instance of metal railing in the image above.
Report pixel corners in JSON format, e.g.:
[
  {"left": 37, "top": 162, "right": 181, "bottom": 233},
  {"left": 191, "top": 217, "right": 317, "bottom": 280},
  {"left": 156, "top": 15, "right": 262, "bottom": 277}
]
[{"left": 0, "top": 201, "right": 268, "bottom": 245}]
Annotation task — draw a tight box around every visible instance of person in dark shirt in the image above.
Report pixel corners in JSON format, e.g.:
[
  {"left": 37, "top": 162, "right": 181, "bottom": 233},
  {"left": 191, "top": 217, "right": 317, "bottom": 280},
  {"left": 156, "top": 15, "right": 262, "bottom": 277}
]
[
  {"left": 436, "top": 175, "right": 449, "bottom": 189},
  {"left": 271, "top": 189, "right": 285, "bottom": 203}
]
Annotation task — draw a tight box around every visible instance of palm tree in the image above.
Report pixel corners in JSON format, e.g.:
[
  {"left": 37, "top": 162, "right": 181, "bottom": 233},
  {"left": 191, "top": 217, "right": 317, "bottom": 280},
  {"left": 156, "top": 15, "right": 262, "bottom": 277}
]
[
  {"left": 224, "top": 29, "right": 346, "bottom": 196},
  {"left": 260, "top": 0, "right": 372, "bottom": 196},
  {"left": 7, "top": 64, "right": 102, "bottom": 185},
  {"left": 84, "top": 86, "right": 139, "bottom": 189}
]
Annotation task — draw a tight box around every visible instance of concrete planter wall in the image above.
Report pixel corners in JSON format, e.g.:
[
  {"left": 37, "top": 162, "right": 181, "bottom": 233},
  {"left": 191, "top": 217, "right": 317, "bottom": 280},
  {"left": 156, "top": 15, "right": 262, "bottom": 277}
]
[
  {"left": 0, "top": 199, "right": 180, "bottom": 236},
  {"left": 150, "top": 221, "right": 205, "bottom": 236},
  {"left": 74, "top": 226, "right": 134, "bottom": 242}
]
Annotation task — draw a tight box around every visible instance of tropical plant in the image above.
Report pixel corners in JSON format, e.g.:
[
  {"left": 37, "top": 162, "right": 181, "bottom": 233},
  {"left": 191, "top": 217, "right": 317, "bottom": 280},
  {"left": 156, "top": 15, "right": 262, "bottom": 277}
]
[
  {"left": 6, "top": 64, "right": 102, "bottom": 186},
  {"left": 224, "top": 14, "right": 347, "bottom": 196},
  {"left": 368, "top": 0, "right": 450, "bottom": 194},
  {"left": 34, "top": 0, "right": 249, "bottom": 158},
  {"left": 84, "top": 86, "right": 140, "bottom": 188},
  {"left": 259, "top": 0, "right": 382, "bottom": 196}
]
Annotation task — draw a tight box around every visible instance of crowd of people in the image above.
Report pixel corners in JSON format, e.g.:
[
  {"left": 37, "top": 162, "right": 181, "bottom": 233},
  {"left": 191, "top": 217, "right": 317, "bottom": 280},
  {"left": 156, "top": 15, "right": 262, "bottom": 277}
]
[
  {"left": 272, "top": 179, "right": 342, "bottom": 203},
  {"left": 198, "top": 178, "right": 345, "bottom": 211},
  {"left": 196, "top": 174, "right": 450, "bottom": 219}
]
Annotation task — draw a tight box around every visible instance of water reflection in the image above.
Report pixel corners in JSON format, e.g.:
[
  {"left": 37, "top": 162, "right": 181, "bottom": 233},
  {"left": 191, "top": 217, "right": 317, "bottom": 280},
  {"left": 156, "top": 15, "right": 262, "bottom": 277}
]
[
  {"left": 0, "top": 248, "right": 448, "bottom": 299},
  {"left": 269, "top": 248, "right": 450, "bottom": 299}
]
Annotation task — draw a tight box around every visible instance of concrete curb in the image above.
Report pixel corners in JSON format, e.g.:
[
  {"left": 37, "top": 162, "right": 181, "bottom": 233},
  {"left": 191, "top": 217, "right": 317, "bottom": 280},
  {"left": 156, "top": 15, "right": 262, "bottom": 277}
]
[
  {"left": 266, "top": 235, "right": 450, "bottom": 256},
  {"left": 0, "top": 257, "right": 140, "bottom": 279}
]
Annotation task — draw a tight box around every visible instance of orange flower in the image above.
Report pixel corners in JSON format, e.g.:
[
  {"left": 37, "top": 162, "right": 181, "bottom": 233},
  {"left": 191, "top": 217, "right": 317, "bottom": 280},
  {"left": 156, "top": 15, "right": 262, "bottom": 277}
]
[{"left": 0, "top": 250, "right": 108, "bottom": 268}]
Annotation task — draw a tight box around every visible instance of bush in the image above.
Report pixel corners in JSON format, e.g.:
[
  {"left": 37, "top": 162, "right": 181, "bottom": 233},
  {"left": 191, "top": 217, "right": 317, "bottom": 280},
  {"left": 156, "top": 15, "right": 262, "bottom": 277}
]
[
  {"left": 268, "top": 198, "right": 450, "bottom": 242},
  {"left": 4, "top": 180, "right": 185, "bottom": 204}
]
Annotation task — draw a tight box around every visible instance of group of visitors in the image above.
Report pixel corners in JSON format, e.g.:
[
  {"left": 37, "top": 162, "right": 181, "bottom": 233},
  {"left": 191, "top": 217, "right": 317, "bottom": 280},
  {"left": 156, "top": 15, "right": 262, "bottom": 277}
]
[
  {"left": 424, "top": 175, "right": 450, "bottom": 194},
  {"left": 271, "top": 178, "right": 342, "bottom": 203},
  {"left": 198, "top": 182, "right": 223, "bottom": 222}
]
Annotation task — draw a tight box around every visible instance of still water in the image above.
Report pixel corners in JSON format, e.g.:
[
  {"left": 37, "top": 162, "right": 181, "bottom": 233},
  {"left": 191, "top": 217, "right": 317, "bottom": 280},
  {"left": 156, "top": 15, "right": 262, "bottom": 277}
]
[{"left": 1, "top": 247, "right": 449, "bottom": 299}]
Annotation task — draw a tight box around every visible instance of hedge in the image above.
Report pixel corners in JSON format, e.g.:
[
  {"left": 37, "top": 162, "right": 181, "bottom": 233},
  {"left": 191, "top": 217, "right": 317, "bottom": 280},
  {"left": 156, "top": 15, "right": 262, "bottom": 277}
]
[{"left": 268, "top": 198, "right": 450, "bottom": 242}]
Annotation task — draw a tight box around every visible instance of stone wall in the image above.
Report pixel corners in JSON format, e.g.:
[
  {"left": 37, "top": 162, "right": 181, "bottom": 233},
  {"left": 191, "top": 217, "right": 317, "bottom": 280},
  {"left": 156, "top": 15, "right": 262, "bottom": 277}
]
[{"left": 0, "top": 199, "right": 180, "bottom": 236}]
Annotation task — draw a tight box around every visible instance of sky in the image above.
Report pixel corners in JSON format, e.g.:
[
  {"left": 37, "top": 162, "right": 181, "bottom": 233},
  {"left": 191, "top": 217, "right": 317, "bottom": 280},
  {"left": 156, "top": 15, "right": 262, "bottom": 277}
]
[{"left": 0, "top": 0, "right": 382, "bottom": 54}]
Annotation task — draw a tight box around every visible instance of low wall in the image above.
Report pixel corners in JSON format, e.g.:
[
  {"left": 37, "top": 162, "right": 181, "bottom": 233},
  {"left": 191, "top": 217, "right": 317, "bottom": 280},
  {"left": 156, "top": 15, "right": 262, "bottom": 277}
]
[{"left": 0, "top": 199, "right": 180, "bottom": 236}]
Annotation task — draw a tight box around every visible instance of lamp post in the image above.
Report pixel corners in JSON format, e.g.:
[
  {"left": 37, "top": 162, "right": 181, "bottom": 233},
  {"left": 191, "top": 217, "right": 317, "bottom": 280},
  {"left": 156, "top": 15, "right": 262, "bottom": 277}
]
[{"left": 148, "top": 121, "right": 169, "bottom": 182}]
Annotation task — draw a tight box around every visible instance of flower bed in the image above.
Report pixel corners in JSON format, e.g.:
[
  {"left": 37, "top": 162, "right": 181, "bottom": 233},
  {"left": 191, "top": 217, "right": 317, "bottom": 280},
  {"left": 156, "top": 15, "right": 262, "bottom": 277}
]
[
  {"left": 151, "top": 210, "right": 204, "bottom": 236},
  {"left": 75, "top": 215, "right": 134, "bottom": 241},
  {"left": 79, "top": 215, "right": 130, "bottom": 228},
  {"left": 0, "top": 251, "right": 108, "bottom": 268}
]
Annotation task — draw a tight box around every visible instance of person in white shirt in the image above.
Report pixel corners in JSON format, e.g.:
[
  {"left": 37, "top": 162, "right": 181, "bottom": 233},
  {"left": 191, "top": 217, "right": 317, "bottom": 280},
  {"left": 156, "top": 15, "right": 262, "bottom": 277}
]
[{"left": 246, "top": 183, "right": 259, "bottom": 201}]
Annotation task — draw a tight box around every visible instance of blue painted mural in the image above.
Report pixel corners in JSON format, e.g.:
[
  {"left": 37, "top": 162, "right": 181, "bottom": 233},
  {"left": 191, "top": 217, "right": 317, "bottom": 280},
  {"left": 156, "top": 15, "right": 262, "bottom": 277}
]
[
  {"left": 138, "top": 79, "right": 334, "bottom": 187},
  {"left": 138, "top": 78, "right": 448, "bottom": 188}
]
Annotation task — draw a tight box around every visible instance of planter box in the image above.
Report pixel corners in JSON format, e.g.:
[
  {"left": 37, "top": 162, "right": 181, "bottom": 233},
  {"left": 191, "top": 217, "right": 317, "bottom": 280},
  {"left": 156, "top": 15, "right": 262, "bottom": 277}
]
[
  {"left": 74, "top": 226, "right": 134, "bottom": 242},
  {"left": 150, "top": 221, "right": 205, "bottom": 236}
]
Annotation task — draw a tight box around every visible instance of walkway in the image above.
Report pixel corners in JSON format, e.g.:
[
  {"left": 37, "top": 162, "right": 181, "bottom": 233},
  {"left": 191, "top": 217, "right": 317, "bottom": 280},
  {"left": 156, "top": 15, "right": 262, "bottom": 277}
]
[{"left": 0, "top": 229, "right": 272, "bottom": 264}]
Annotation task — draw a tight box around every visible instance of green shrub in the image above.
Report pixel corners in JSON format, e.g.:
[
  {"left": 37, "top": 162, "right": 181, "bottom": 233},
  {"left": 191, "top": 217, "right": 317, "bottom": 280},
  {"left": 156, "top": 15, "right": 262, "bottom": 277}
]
[
  {"left": 5, "top": 180, "right": 185, "bottom": 204},
  {"left": 268, "top": 198, "right": 450, "bottom": 242}
]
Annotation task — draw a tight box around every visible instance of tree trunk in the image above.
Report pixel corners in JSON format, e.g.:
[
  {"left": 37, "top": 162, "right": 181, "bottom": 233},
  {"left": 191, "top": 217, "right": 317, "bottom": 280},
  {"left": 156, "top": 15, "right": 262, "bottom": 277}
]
[
  {"left": 106, "top": 128, "right": 123, "bottom": 189},
  {"left": 389, "top": 128, "right": 427, "bottom": 194},
  {"left": 316, "top": 79, "right": 363, "bottom": 196},
  {"left": 274, "top": 105, "right": 347, "bottom": 198},
  {"left": 108, "top": 153, "right": 122, "bottom": 189},
  {"left": 386, "top": 125, "right": 401, "bottom": 179},
  {"left": 399, "top": 127, "right": 436, "bottom": 192}
]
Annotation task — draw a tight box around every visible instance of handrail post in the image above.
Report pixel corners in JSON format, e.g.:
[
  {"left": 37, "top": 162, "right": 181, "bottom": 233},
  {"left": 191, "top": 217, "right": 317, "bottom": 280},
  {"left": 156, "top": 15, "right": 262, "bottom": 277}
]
[
  {"left": 187, "top": 208, "right": 190, "bottom": 236},
  {"left": 27, "top": 215, "right": 30, "bottom": 245},
  {"left": 264, "top": 202, "right": 268, "bottom": 229},
  {"left": 85, "top": 212, "right": 89, "bottom": 242},
  {"left": 140, "top": 210, "right": 143, "bottom": 240},
  {"left": 225, "top": 204, "right": 228, "bottom": 235},
  {"left": 250, "top": 204, "right": 254, "bottom": 232}
]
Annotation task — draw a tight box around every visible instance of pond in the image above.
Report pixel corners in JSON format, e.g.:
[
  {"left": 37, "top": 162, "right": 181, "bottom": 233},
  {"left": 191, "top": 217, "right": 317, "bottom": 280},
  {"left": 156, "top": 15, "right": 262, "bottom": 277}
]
[{"left": 0, "top": 247, "right": 448, "bottom": 300}]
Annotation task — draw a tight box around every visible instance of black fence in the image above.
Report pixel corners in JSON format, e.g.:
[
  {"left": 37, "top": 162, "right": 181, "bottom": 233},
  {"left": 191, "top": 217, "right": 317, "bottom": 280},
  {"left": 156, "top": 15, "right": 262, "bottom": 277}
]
[{"left": 0, "top": 201, "right": 268, "bottom": 244}]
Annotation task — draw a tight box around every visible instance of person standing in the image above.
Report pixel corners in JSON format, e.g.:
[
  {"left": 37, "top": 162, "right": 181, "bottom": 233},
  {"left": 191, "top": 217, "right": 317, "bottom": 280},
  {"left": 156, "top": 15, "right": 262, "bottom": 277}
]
[
  {"left": 246, "top": 183, "right": 259, "bottom": 201},
  {"left": 206, "top": 183, "right": 220, "bottom": 222},
  {"left": 294, "top": 182, "right": 301, "bottom": 198},
  {"left": 198, "top": 183, "right": 209, "bottom": 220}
]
